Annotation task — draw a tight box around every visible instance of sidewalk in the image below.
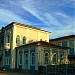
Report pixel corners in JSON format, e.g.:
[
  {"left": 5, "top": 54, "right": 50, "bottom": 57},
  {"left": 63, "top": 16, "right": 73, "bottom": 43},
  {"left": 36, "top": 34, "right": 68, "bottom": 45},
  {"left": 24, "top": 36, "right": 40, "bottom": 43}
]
[{"left": 0, "top": 70, "right": 46, "bottom": 75}]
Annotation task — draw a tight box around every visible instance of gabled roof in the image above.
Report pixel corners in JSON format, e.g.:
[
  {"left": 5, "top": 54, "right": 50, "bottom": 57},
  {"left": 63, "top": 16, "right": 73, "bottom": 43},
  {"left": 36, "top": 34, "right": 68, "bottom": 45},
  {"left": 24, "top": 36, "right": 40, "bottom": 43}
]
[
  {"left": 16, "top": 41, "right": 69, "bottom": 49},
  {"left": 49, "top": 35, "right": 75, "bottom": 42}
]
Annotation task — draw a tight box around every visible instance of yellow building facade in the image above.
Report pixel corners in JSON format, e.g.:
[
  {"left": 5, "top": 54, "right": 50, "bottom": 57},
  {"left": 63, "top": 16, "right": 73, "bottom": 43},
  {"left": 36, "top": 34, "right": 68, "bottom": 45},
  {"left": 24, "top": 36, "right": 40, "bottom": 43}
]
[{"left": 0, "top": 22, "right": 68, "bottom": 72}]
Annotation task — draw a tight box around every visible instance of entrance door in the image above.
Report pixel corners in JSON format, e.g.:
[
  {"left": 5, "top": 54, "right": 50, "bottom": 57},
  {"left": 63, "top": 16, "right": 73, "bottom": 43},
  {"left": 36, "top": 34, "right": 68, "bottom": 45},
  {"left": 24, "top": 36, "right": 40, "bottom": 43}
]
[{"left": 24, "top": 53, "right": 28, "bottom": 69}]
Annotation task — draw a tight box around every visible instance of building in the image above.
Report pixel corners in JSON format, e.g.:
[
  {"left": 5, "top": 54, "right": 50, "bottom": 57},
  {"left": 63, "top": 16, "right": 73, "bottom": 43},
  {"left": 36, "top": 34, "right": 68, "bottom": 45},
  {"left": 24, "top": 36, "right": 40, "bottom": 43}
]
[
  {"left": 0, "top": 22, "right": 68, "bottom": 72},
  {"left": 49, "top": 35, "right": 75, "bottom": 64}
]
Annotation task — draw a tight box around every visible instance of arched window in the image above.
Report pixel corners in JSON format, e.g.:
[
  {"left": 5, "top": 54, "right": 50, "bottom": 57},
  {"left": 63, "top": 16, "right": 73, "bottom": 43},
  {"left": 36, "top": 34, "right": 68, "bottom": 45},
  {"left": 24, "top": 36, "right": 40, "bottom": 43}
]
[
  {"left": 25, "top": 53, "right": 28, "bottom": 64},
  {"left": 31, "top": 52, "right": 35, "bottom": 65},
  {"left": 60, "top": 53, "right": 63, "bottom": 64},
  {"left": 53, "top": 53, "right": 57, "bottom": 65},
  {"left": 23, "top": 36, "right": 26, "bottom": 44},
  {"left": 19, "top": 52, "right": 22, "bottom": 64},
  {"left": 16, "top": 35, "right": 20, "bottom": 44},
  {"left": 44, "top": 52, "right": 49, "bottom": 64},
  {"left": 6, "top": 35, "right": 10, "bottom": 43}
]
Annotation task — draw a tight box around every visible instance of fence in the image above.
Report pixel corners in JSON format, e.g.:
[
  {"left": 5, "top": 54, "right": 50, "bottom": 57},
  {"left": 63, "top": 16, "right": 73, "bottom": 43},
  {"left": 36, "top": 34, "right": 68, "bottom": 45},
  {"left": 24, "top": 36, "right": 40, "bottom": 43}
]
[{"left": 38, "top": 64, "right": 75, "bottom": 75}]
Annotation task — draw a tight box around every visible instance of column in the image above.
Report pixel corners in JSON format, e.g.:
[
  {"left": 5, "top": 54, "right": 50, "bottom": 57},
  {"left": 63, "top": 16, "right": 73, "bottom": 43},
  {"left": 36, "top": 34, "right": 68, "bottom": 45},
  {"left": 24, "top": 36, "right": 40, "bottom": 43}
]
[
  {"left": 22, "top": 50, "right": 24, "bottom": 69},
  {"left": 3, "top": 50, "right": 5, "bottom": 66},
  {"left": 42, "top": 49, "right": 44, "bottom": 65},
  {"left": 65, "top": 50, "right": 68, "bottom": 64},
  {"left": 58, "top": 50, "right": 60, "bottom": 64},
  {"left": 50, "top": 48, "right": 52, "bottom": 65},
  {"left": 17, "top": 50, "right": 19, "bottom": 69},
  {"left": 28, "top": 48, "right": 30, "bottom": 70},
  {"left": 11, "top": 25, "right": 17, "bottom": 69}
]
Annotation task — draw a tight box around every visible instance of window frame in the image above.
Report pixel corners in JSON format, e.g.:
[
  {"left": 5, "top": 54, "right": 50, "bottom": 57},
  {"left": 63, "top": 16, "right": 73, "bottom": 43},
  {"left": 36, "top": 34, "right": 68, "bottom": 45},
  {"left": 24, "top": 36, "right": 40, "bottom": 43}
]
[
  {"left": 44, "top": 52, "right": 49, "bottom": 64},
  {"left": 25, "top": 53, "right": 28, "bottom": 64},
  {"left": 52, "top": 53, "right": 57, "bottom": 65},
  {"left": 31, "top": 52, "right": 35, "bottom": 65},
  {"left": 23, "top": 36, "right": 26, "bottom": 44},
  {"left": 19, "top": 52, "right": 22, "bottom": 65},
  {"left": 16, "top": 35, "right": 20, "bottom": 45},
  {"left": 5, "top": 57, "right": 10, "bottom": 65},
  {"left": 60, "top": 53, "right": 64, "bottom": 64},
  {"left": 69, "top": 40, "right": 74, "bottom": 48}
]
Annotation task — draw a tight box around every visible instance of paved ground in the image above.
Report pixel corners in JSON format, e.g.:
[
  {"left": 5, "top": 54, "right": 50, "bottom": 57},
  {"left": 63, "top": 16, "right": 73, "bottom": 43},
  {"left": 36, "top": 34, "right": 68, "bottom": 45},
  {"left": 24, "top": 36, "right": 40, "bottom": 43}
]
[
  {"left": 2, "top": 70, "right": 74, "bottom": 75},
  {"left": 0, "top": 71, "right": 31, "bottom": 75},
  {"left": 0, "top": 71, "right": 45, "bottom": 75}
]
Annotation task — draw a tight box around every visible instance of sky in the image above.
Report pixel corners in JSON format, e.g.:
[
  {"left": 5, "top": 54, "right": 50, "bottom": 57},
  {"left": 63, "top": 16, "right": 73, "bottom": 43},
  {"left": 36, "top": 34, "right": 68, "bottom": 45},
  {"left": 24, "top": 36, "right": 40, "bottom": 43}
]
[{"left": 0, "top": 0, "right": 75, "bottom": 39}]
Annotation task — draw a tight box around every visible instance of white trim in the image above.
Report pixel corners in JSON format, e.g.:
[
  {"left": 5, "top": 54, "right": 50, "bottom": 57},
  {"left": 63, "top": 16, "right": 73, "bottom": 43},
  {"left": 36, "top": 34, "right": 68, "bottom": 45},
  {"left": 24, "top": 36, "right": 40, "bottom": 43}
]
[
  {"left": 28, "top": 49, "right": 30, "bottom": 69},
  {"left": 22, "top": 50, "right": 24, "bottom": 69},
  {"left": 52, "top": 53, "right": 57, "bottom": 65},
  {"left": 24, "top": 52, "right": 28, "bottom": 69},
  {"left": 19, "top": 51, "right": 22, "bottom": 65},
  {"left": 31, "top": 52, "right": 35, "bottom": 66},
  {"left": 60, "top": 53, "right": 64, "bottom": 64},
  {"left": 24, "top": 53, "right": 28, "bottom": 64},
  {"left": 44, "top": 52, "right": 49, "bottom": 65},
  {"left": 5, "top": 57, "right": 10, "bottom": 65},
  {"left": 17, "top": 49, "right": 19, "bottom": 68}
]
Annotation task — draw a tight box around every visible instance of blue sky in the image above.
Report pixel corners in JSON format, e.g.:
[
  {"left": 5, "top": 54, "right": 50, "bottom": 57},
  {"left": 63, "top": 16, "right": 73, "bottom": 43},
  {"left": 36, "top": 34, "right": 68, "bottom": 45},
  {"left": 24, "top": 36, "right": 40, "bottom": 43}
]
[{"left": 0, "top": 0, "right": 75, "bottom": 39}]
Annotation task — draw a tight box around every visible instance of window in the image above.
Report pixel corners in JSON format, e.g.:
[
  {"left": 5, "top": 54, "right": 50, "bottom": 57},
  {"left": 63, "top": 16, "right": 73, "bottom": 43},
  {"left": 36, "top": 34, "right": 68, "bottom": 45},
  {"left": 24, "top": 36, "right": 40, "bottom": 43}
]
[
  {"left": 44, "top": 52, "right": 49, "bottom": 64},
  {"left": 69, "top": 40, "right": 74, "bottom": 48},
  {"left": 5, "top": 51, "right": 10, "bottom": 57},
  {"left": 16, "top": 35, "right": 20, "bottom": 44},
  {"left": 62, "top": 41, "right": 67, "bottom": 47},
  {"left": 31, "top": 52, "right": 35, "bottom": 65},
  {"left": 25, "top": 53, "right": 28, "bottom": 64},
  {"left": 69, "top": 48, "right": 74, "bottom": 55},
  {"left": 6, "top": 35, "right": 10, "bottom": 43},
  {"left": 19, "top": 52, "right": 22, "bottom": 65},
  {"left": 53, "top": 53, "right": 57, "bottom": 65},
  {"left": 5, "top": 57, "right": 10, "bottom": 65},
  {"left": 23, "top": 36, "right": 26, "bottom": 44},
  {"left": 60, "top": 53, "right": 63, "bottom": 64}
]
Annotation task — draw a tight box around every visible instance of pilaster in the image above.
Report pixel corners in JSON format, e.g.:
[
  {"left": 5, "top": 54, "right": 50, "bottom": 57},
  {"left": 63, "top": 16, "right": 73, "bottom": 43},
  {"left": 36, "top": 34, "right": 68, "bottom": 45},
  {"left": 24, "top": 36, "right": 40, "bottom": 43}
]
[
  {"left": 50, "top": 48, "right": 52, "bottom": 65},
  {"left": 28, "top": 48, "right": 30, "bottom": 70},
  {"left": 17, "top": 49, "right": 19, "bottom": 68},
  {"left": 3, "top": 50, "right": 5, "bottom": 66},
  {"left": 58, "top": 50, "right": 60, "bottom": 64},
  {"left": 22, "top": 50, "right": 24, "bottom": 69},
  {"left": 11, "top": 25, "right": 17, "bottom": 69}
]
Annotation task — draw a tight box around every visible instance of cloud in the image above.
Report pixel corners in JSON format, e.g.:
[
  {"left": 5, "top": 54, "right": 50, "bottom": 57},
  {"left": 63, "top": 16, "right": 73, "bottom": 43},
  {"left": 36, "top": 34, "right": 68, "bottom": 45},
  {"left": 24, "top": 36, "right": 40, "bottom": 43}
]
[
  {"left": 15, "top": 0, "right": 63, "bottom": 27},
  {"left": 55, "top": 12, "right": 70, "bottom": 19},
  {"left": 0, "top": 8, "right": 33, "bottom": 25},
  {"left": 41, "top": 21, "right": 74, "bottom": 39},
  {"left": 62, "top": 0, "right": 75, "bottom": 8},
  {"left": 0, "top": 0, "right": 74, "bottom": 38}
]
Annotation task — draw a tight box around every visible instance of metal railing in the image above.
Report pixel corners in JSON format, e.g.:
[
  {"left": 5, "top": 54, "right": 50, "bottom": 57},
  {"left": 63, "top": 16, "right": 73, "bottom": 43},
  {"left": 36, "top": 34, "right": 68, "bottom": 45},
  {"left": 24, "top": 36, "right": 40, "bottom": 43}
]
[{"left": 39, "top": 64, "right": 75, "bottom": 75}]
